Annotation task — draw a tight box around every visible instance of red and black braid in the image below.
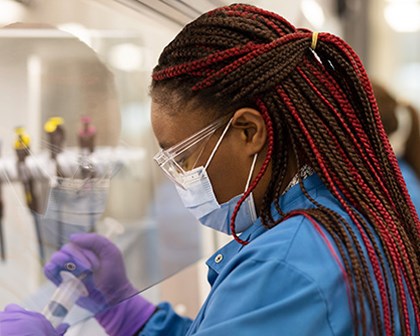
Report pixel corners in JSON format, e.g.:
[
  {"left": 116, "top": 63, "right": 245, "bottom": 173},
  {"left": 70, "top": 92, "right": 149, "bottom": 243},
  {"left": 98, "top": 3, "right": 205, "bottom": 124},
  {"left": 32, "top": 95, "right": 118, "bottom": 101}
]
[{"left": 150, "top": 4, "right": 420, "bottom": 335}]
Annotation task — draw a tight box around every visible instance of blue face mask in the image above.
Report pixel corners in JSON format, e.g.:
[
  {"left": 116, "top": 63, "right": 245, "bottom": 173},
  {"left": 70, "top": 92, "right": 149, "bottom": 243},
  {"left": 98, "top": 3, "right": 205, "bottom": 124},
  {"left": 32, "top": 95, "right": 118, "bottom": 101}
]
[{"left": 175, "top": 120, "right": 258, "bottom": 235}]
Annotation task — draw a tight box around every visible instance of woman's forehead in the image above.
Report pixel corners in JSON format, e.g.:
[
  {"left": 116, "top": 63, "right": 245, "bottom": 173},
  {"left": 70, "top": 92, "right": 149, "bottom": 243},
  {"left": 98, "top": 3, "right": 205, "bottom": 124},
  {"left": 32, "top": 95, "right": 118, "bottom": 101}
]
[{"left": 151, "top": 100, "right": 209, "bottom": 149}]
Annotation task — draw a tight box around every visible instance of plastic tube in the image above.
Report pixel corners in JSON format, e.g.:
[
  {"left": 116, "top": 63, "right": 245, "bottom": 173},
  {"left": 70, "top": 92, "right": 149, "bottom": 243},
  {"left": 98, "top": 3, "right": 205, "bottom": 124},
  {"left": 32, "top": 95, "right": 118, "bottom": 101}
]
[
  {"left": 42, "top": 271, "right": 88, "bottom": 328},
  {"left": 42, "top": 217, "right": 124, "bottom": 327}
]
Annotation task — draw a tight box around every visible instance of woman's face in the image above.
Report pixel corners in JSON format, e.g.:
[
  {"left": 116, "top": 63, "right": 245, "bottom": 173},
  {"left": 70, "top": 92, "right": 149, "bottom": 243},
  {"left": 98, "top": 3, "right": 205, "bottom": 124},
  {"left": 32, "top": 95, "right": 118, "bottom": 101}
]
[{"left": 151, "top": 99, "right": 271, "bottom": 207}]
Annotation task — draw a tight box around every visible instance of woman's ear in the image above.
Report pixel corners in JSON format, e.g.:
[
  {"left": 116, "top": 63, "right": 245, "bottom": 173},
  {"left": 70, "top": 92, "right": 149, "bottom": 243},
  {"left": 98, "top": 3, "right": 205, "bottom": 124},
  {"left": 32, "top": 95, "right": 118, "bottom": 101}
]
[{"left": 231, "top": 108, "right": 267, "bottom": 154}]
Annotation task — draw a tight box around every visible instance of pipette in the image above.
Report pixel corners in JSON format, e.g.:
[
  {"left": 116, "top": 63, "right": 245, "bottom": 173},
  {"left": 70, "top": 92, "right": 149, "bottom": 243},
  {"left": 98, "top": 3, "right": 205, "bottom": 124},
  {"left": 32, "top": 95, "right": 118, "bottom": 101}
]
[{"left": 42, "top": 217, "right": 125, "bottom": 328}]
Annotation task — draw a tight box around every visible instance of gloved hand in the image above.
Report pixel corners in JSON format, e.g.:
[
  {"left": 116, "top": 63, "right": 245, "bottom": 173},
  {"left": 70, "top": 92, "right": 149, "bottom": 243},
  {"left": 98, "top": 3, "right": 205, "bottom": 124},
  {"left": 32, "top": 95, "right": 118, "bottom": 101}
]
[
  {"left": 0, "top": 304, "right": 69, "bottom": 336},
  {"left": 95, "top": 294, "right": 157, "bottom": 336},
  {"left": 44, "top": 233, "right": 156, "bottom": 335},
  {"left": 45, "top": 233, "right": 140, "bottom": 313}
]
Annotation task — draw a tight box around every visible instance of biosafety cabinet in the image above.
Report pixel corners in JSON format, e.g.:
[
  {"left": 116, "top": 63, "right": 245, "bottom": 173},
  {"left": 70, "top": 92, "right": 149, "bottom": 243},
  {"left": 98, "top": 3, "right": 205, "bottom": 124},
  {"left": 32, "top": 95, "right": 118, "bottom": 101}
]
[{"left": 0, "top": 0, "right": 348, "bottom": 334}]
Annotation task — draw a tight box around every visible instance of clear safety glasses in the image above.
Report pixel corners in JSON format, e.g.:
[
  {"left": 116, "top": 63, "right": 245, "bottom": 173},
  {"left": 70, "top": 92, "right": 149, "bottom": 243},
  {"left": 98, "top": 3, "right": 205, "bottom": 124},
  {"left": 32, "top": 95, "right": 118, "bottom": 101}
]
[{"left": 153, "top": 114, "right": 232, "bottom": 188}]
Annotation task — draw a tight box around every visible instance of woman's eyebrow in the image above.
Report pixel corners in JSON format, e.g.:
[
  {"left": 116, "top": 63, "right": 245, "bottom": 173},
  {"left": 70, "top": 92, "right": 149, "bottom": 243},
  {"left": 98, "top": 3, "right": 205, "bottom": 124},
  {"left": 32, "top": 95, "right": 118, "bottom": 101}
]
[{"left": 158, "top": 140, "right": 172, "bottom": 150}]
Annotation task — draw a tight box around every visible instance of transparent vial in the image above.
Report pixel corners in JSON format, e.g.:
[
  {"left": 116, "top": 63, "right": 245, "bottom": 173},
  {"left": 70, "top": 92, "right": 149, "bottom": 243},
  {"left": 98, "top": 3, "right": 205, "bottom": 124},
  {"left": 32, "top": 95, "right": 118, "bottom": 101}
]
[{"left": 42, "top": 271, "right": 88, "bottom": 328}]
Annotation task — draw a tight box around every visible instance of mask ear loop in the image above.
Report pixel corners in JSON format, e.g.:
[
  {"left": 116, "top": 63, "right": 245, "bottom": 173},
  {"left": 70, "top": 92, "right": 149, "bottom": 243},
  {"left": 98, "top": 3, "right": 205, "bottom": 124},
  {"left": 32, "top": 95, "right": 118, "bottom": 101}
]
[
  {"left": 190, "top": 135, "right": 214, "bottom": 170},
  {"left": 244, "top": 153, "right": 258, "bottom": 191},
  {"left": 243, "top": 153, "right": 259, "bottom": 222},
  {"left": 204, "top": 118, "right": 233, "bottom": 170}
]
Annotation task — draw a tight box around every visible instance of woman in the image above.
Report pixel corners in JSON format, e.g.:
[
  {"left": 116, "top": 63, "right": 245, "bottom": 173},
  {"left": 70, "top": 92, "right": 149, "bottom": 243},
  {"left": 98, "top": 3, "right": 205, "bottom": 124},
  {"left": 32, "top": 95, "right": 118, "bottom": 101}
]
[{"left": 1, "top": 4, "right": 419, "bottom": 336}]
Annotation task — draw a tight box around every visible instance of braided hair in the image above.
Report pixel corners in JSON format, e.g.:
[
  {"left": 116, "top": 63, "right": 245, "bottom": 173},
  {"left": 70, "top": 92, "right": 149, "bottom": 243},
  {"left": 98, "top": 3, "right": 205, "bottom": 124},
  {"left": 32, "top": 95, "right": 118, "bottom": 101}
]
[{"left": 150, "top": 4, "right": 420, "bottom": 335}]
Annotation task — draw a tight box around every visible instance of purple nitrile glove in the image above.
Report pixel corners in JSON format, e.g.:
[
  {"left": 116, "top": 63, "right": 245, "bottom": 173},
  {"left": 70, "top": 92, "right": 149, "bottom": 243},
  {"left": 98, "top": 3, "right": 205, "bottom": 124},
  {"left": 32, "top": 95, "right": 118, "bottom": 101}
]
[
  {"left": 0, "top": 304, "right": 69, "bottom": 335},
  {"left": 95, "top": 294, "right": 157, "bottom": 336},
  {"left": 44, "top": 233, "right": 154, "bottom": 320}
]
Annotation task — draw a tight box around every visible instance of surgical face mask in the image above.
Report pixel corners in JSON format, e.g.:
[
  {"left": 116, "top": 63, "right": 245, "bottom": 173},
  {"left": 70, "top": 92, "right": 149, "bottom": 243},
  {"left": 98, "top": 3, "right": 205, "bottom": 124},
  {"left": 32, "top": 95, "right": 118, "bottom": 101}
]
[
  {"left": 42, "top": 177, "right": 110, "bottom": 248},
  {"left": 174, "top": 120, "right": 259, "bottom": 235}
]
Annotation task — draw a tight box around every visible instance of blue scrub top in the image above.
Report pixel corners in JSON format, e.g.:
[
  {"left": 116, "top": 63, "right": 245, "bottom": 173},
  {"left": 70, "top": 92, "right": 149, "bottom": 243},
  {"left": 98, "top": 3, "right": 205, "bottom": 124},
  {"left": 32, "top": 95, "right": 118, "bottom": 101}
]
[{"left": 140, "top": 174, "right": 418, "bottom": 335}]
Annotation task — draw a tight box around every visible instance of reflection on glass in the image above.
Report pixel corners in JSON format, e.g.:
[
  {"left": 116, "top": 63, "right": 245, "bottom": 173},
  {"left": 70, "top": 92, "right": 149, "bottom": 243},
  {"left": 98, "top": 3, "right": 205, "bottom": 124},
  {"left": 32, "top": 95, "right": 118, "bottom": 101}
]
[{"left": 0, "top": 23, "right": 202, "bottom": 327}]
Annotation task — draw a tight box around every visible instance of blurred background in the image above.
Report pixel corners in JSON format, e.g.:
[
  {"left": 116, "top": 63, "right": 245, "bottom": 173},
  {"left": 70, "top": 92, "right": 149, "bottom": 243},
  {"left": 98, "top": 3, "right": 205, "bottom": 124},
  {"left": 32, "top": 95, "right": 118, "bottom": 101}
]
[{"left": 0, "top": 0, "right": 418, "bottom": 334}]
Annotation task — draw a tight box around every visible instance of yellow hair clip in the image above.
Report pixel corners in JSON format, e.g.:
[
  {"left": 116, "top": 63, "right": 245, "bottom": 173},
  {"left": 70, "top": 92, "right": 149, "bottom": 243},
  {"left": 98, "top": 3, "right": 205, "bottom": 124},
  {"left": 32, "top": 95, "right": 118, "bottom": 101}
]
[{"left": 311, "top": 32, "right": 319, "bottom": 50}]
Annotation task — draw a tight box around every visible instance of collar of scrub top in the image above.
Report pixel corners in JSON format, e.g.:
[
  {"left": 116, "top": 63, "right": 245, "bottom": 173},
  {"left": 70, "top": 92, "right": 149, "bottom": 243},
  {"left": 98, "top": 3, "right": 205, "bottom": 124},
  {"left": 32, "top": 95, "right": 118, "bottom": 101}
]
[{"left": 206, "top": 173, "right": 325, "bottom": 276}]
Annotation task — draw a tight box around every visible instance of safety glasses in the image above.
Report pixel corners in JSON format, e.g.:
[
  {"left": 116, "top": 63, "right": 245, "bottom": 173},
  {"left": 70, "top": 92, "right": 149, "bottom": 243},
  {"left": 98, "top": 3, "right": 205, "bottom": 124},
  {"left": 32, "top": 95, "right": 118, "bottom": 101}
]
[{"left": 153, "top": 114, "right": 232, "bottom": 188}]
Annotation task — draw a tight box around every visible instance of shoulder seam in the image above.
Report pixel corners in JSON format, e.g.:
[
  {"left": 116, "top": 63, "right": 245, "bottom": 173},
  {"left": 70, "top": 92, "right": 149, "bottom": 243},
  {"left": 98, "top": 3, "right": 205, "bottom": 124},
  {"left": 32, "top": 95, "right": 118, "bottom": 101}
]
[
  {"left": 279, "top": 260, "right": 338, "bottom": 336},
  {"left": 283, "top": 215, "right": 306, "bottom": 260},
  {"left": 283, "top": 260, "right": 337, "bottom": 336}
]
